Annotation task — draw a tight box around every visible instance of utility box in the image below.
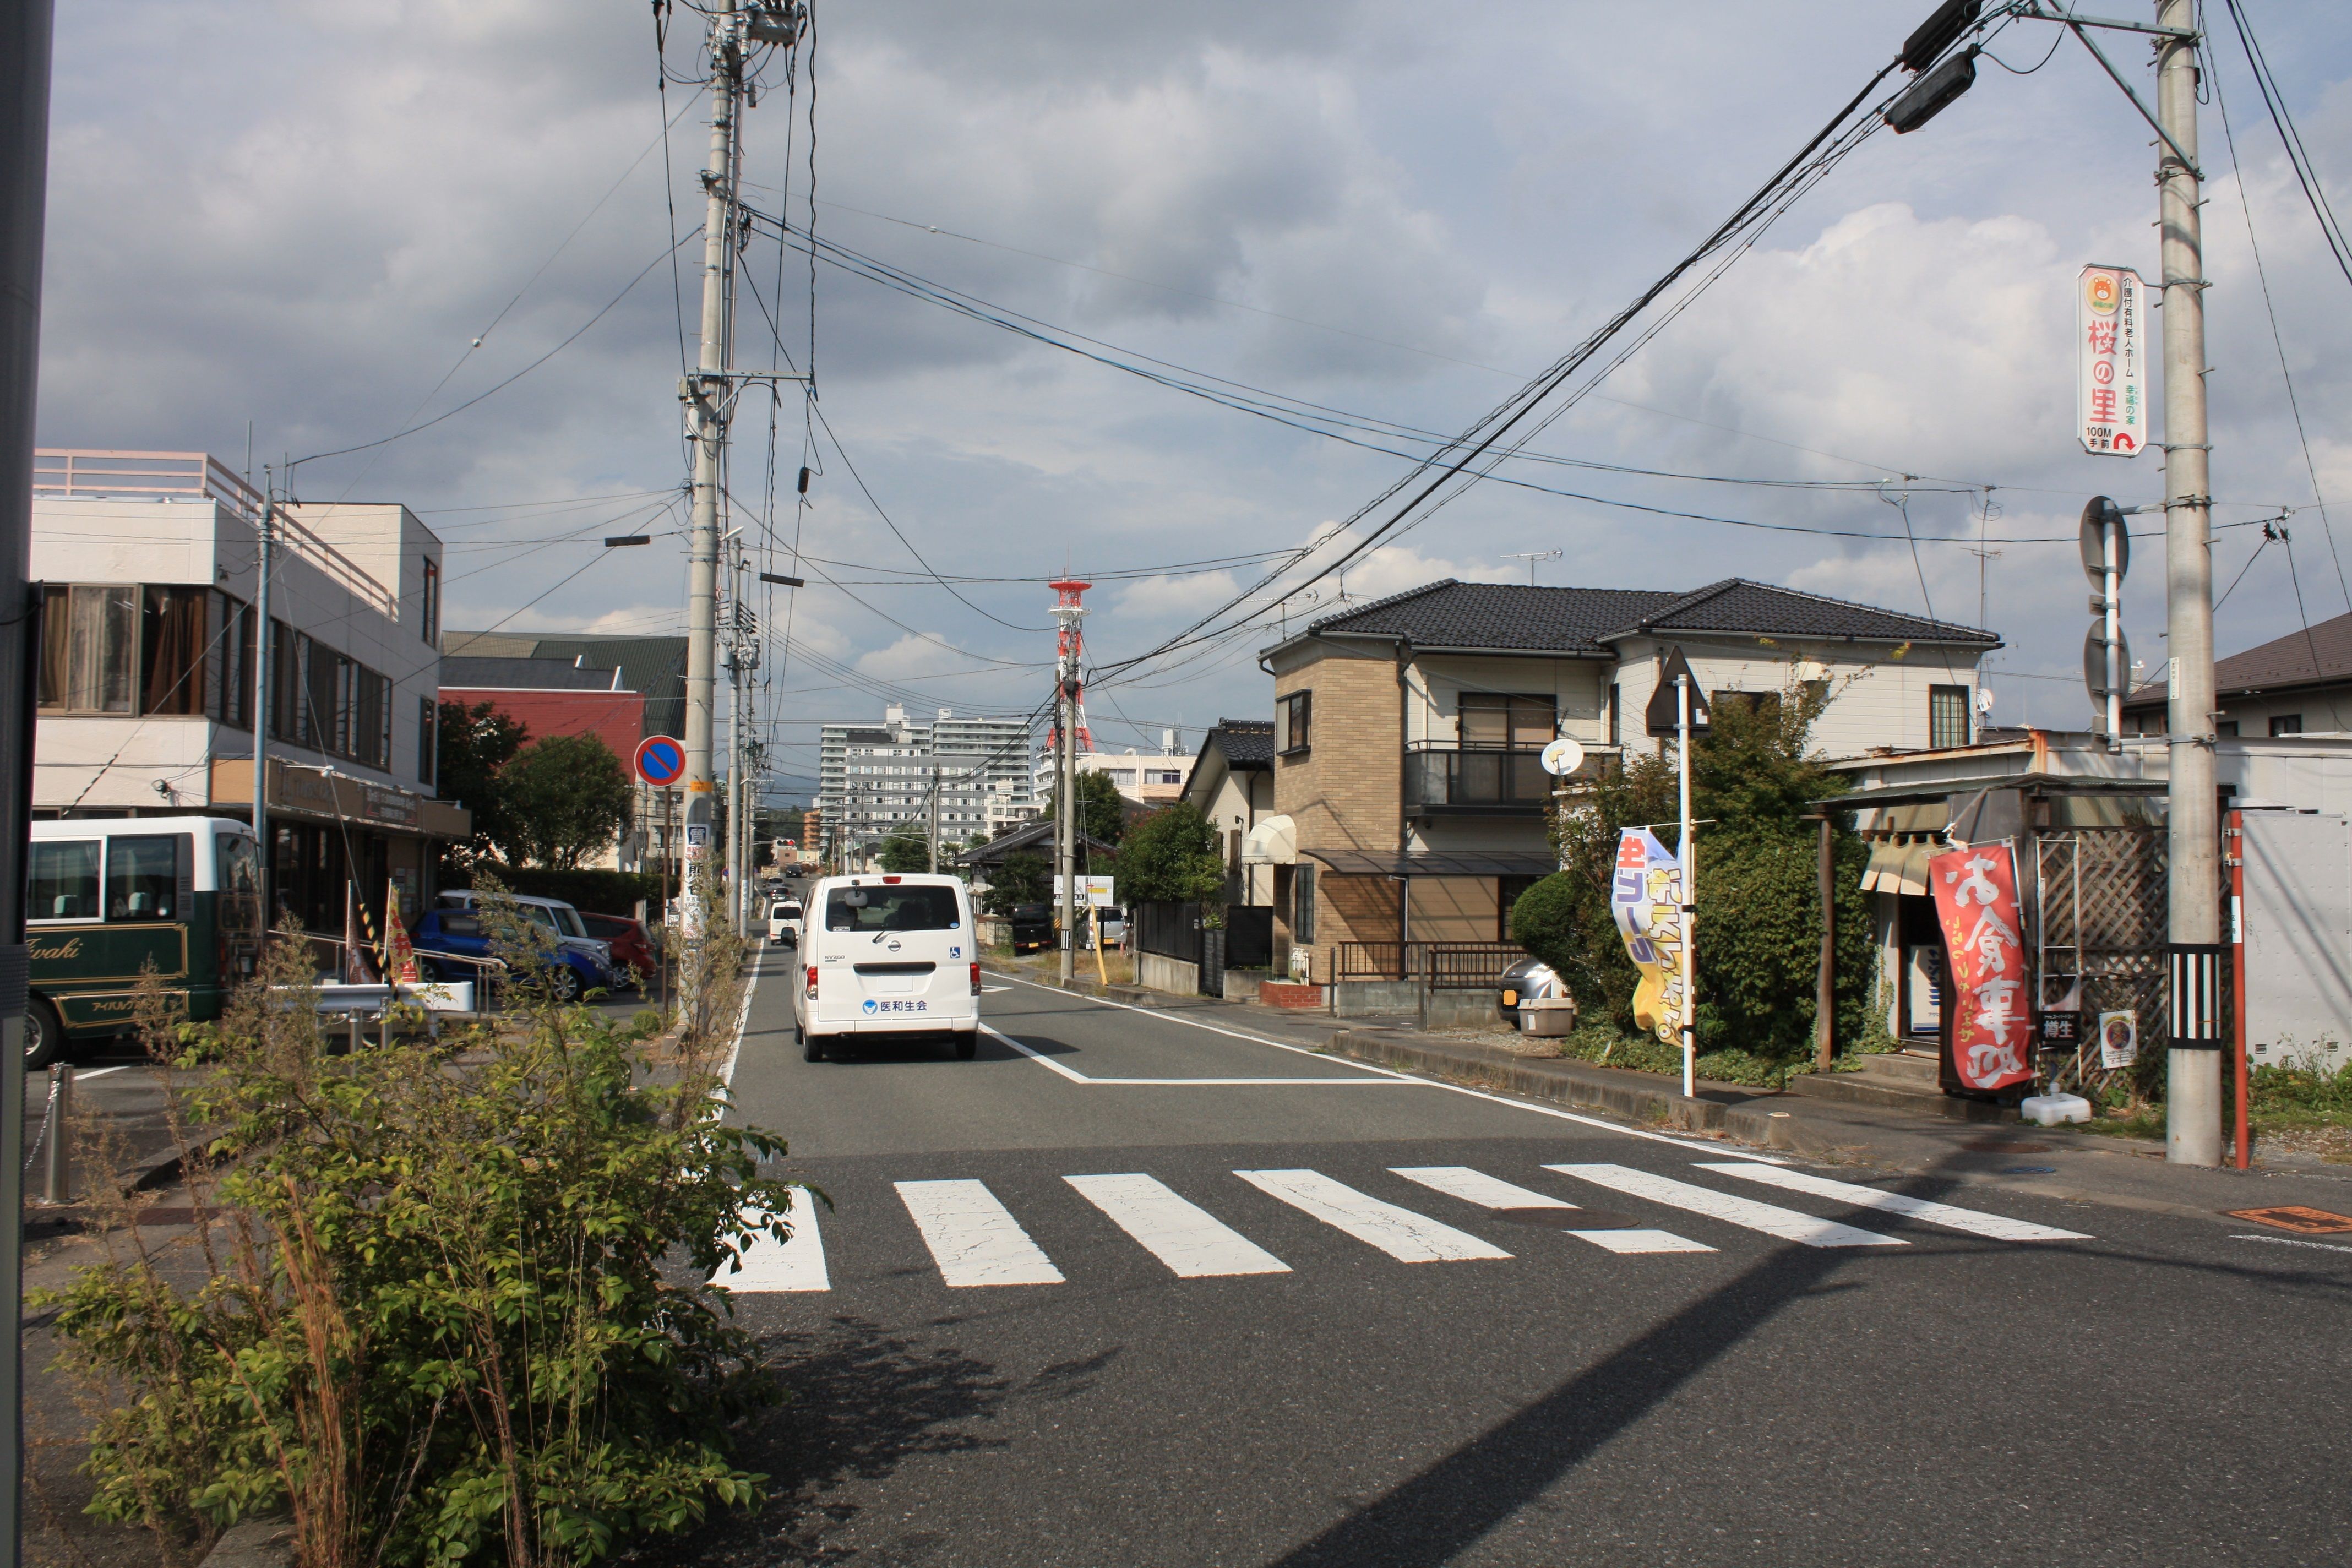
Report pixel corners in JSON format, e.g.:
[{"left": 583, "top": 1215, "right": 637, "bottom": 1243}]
[{"left": 2240, "top": 809, "right": 2352, "bottom": 1072}]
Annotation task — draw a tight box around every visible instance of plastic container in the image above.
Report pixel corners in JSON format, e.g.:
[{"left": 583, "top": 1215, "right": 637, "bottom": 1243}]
[
  {"left": 2019, "top": 1092, "right": 2093, "bottom": 1126},
  {"left": 1520, "top": 996, "right": 1578, "bottom": 1037}
]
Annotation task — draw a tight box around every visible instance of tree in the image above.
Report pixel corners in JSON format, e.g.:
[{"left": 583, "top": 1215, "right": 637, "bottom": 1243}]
[
  {"left": 435, "top": 700, "right": 529, "bottom": 872},
  {"left": 1535, "top": 667, "right": 1876, "bottom": 1060},
  {"left": 497, "top": 733, "right": 635, "bottom": 870},
  {"left": 981, "top": 852, "right": 1050, "bottom": 914},
  {"left": 1117, "top": 802, "right": 1224, "bottom": 906},
  {"left": 876, "top": 827, "right": 932, "bottom": 874},
  {"left": 1043, "top": 768, "right": 1128, "bottom": 849}
]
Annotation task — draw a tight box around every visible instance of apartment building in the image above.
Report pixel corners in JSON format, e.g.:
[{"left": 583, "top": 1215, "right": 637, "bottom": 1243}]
[
  {"left": 31, "top": 450, "right": 467, "bottom": 930},
  {"left": 1250, "top": 577, "right": 1999, "bottom": 983},
  {"left": 819, "top": 704, "right": 1035, "bottom": 868}
]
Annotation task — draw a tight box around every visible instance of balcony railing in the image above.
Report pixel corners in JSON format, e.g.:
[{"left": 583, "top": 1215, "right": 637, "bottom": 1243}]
[{"left": 1403, "top": 744, "right": 1551, "bottom": 813}]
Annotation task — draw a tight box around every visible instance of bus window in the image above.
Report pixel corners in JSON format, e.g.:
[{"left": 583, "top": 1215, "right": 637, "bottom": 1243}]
[
  {"left": 215, "top": 834, "right": 263, "bottom": 939},
  {"left": 106, "top": 835, "right": 179, "bottom": 922},
  {"left": 29, "top": 840, "right": 99, "bottom": 922}
]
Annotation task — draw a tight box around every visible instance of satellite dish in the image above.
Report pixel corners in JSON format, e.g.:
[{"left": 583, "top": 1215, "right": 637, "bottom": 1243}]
[{"left": 1540, "top": 737, "right": 1586, "bottom": 777}]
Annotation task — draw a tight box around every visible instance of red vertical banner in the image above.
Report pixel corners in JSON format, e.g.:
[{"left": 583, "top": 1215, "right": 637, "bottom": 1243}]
[{"left": 1928, "top": 841, "right": 2033, "bottom": 1092}]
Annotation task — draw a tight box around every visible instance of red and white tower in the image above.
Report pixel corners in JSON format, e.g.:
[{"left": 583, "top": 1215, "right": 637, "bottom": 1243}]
[{"left": 1045, "top": 578, "right": 1094, "bottom": 752}]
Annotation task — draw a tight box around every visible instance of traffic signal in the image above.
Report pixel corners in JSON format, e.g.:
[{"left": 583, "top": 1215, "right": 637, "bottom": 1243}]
[
  {"left": 1900, "top": 0, "right": 1981, "bottom": 73},
  {"left": 1886, "top": 0, "right": 1981, "bottom": 135}
]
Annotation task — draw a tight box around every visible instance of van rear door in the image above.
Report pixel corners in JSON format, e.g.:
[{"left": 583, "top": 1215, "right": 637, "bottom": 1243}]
[{"left": 815, "top": 882, "right": 971, "bottom": 1027}]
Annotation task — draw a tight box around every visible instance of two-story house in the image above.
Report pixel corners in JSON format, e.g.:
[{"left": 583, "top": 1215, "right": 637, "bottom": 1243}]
[
  {"left": 1251, "top": 577, "right": 1999, "bottom": 983},
  {"left": 1179, "top": 718, "right": 1277, "bottom": 906},
  {"left": 32, "top": 449, "right": 467, "bottom": 933}
]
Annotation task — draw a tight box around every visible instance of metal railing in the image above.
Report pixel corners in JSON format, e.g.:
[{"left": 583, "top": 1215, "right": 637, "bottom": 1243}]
[
  {"left": 1332, "top": 940, "right": 1530, "bottom": 989},
  {"left": 1402, "top": 744, "right": 1551, "bottom": 812}
]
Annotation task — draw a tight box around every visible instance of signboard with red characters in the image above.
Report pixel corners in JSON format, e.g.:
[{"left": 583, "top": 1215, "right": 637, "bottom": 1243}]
[
  {"left": 1928, "top": 840, "right": 2034, "bottom": 1092},
  {"left": 2077, "top": 265, "right": 2149, "bottom": 457}
]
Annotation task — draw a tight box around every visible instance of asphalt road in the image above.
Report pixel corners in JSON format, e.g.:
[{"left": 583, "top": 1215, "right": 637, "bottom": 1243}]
[{"left": 696, "top": 939, "right": 2350, "bottom": 1568}]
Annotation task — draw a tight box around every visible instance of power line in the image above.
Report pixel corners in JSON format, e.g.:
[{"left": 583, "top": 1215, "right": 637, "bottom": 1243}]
[{"left": 2219, "top": 0, "right": 2352, "bottom": 290}]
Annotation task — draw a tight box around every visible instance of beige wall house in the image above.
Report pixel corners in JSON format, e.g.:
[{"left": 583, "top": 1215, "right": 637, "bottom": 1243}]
[
  {"left": 2122, "top": 607, "right": 2352, "bottom": 738},
  {"left": 1254, "top": 578, "right": 1999, "bottom": 984},
  {"left": 1179, "top": 720, "right": 1276, "bottom": 906}
]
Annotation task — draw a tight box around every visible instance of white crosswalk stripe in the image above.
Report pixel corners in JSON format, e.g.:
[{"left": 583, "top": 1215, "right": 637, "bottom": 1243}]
[
  {"left": 1390, "top": 1166, "right": 1577, "bottom": 1209},
  {"left": 1568, "top": 1228, "right": 1718, "bottom": 1255},
  {"left": 896, "top": 1179, "right": 1067, "bottom": 1286},
  {"left": 1545, "top": 1163, "right": 1907, "bottom": 1249},
  {"left": 1692, "top": 1162, "right": 2093, "bottom": 1242},
  {"left": 1235, "top": 1168, "right": 1512, "bottom": 1263},
  {"left": 713, "top": 1188, "right": 830, "bottom": 1292},
  {"left": 1065, "top": 1173, "right": 1292, "bottom": 1277}
]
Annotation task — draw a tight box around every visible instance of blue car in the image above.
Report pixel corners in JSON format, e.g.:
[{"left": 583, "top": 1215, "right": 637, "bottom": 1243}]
[{"left": 411, "top": 907, "right": 607, "bottom": 1003}]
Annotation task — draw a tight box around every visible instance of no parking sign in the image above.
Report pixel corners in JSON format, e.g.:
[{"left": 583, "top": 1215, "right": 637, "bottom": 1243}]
[{"left": 634, "top": 735, "right": 686, "bottom": 788}]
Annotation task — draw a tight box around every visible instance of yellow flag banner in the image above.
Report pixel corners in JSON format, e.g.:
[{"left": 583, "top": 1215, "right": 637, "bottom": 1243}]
[{"left": 1610, "top": 827, "right": 1687, "bottom": 1042}]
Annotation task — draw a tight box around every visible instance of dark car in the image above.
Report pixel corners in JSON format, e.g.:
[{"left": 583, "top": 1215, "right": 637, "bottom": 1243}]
[
  {"left": 411, "top": 908, "right": 607, "bottom": 1004},
  {"left": 579, "top": 912, "right": 656, "bottom": 983},
  {"left": 1007, "top": 901, "right": 1055, "bottom": 954}
]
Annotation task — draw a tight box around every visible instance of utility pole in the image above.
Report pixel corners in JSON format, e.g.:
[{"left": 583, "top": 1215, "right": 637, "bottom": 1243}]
[
  {"left": 1676, "top": 671, "right": 1696, "bottom": 1101},
  {"left": 0, "top": 5, "right": 54, "bottom": 1559},
  {"left": 1047, "top": 582, "right": 1091, "bottom": 987},
  {"left": 2157, "top": 0, "right": 2222, "bottom": 1167},
  {"left": 250, "top": 476, "right": 275, "bottom": 898},
  {"left": 682, "top": 0, "right": 744, "bottom": 945},
  {"left": 927, "top": 759, "right": 940, "bottom": 874}
]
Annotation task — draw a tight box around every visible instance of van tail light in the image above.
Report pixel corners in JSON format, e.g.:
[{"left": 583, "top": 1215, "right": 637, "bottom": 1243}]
[
  {"left": 805, "top": 965, "right": 819, "bottom": 998},
  {"left": 971, "top": 961, "right": 982, "bottom": 996}
]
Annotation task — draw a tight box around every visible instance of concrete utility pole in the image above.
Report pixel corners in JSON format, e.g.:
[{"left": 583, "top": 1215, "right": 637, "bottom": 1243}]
[
  {"left": 0, "top": 4, "right": 53, "bottom": 1557},
  {"left": 927, "top": 760, "right": 940, "bottom": 874},
  {"left": 1058, "top": 681, "right": 1078, "bottom": 985},
  {"left": 683, "top": 0, "right": 744, "bottom": 935},
  {"left": 250, "top": 476, "right": 275, "bottom": 882},
  {"left": 2157, "top": 0, "right": 2222, "bottom": 1167}
]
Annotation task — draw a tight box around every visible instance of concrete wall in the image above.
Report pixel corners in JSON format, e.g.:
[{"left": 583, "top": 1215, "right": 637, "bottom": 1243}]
[{"left": 1136, "top": 950, "right": 1200, "bottom": 998}]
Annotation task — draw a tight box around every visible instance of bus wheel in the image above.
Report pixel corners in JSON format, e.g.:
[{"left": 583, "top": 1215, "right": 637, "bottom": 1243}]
[{"left": 24, "top": 997, "right": 64, "bottom": 1071}]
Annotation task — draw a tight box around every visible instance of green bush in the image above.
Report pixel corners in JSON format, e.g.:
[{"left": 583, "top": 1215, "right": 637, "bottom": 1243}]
[
  {"left": 1117, "top": 802, "right": 1224, "bottom": 907},
  {"left": 42, "top": 899, "right": 791, "bottom": 1567}
]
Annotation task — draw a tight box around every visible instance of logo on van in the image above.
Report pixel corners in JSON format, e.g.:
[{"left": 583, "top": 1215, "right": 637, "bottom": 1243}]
[
  {"left": 886, "top": 938, "right": 902, "bottom": 953},
  {"left": 862, "top": 998, "right": 878, "bottom": 1014},
  {"left": 950, "top": 945, "right": 961, "bottom": 958}
]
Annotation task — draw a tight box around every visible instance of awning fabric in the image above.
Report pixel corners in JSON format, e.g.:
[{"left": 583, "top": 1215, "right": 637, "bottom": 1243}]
[
  {"left": 1859, "top": 839, "right": 1936, "bottom": 897},
  {"left": 1301, "top": 848, "right": 1559, "bottom": 878},
  {"left": 1241, "top": 814, "right": 1298, "bottom": 865}
]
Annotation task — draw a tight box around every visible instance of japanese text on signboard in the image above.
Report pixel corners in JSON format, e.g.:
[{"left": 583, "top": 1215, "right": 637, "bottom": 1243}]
[
  {"left": 1610, "top": 828, "right": 1687, "bottom": 1043},
  {"left": 2077, "top": 265, "right": 2148, "bottom": 457},
  {"left": 1928, "top": 841, "right": 2034, "bottom": 1092}
]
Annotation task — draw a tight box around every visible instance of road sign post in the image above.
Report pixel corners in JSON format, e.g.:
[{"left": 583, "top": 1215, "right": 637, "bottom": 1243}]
[
  {"left": 2079, "top": 498, "right": 2130, "bottom": 744},
  {"left": 1645, "top": 649, "right": 1711, "bottom": 1099}
]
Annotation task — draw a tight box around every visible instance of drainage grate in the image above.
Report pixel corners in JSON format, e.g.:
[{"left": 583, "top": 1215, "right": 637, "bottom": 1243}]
[{"left": 2226, "top": 1205, "right": 2352, "bottom": 1235}]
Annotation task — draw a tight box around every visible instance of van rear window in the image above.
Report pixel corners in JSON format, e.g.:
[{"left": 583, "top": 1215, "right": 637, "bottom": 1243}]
[{"left": 825, "top": 885, "right": 961, "bottom": 933}]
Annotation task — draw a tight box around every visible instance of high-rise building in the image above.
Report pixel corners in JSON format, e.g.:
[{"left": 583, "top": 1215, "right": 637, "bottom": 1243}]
[{"left": 819, "top": 705, "right": 1035, "bottom": 869}]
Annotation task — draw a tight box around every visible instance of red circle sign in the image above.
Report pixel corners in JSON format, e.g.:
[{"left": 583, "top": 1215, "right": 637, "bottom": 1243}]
[{"left": 633, "top": 735, "right": 687, "bottom": 787}]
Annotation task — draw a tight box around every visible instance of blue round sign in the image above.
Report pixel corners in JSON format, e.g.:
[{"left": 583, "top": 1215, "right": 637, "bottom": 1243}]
[{"left": 634, "top": 734, "right": 687, "bottom": 787}]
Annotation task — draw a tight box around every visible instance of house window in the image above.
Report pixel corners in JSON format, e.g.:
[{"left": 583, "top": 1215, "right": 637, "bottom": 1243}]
[
  {"left": 1608, "top": 683, "right": 1621, "bottom": 747},
  {"left": 1459, "top": 693, "right": 1554, "bottom": 749},
  {"left": 2272, "top": 715, "right": 2303, "bottom": 736},
  {"left": 418, "top": 696, "right": 437, "bottom": 786},
  {"left": 2215, "top": 720, "right": 2239, "bottom": 737},
  {"left": 1277, "top": 690, "right": 1312, "bottom": 755},
  {"left": 1292, "top": 863, "right": 1316, "bottom": 944},
  {"left": 139, "top": 586, "right": 210, "bottom": 716},
  {"left": 1928, "top": 685, "right": 1971, "bottom": 750},
  {"left": 37, "top": 584, "right": 137, "bottom": 713},
  {"left": 419, "top": 556, "right": 440, "bottom": 644}
]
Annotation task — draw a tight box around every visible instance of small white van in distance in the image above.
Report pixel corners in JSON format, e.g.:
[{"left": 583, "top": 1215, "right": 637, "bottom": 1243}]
[{"left": 795, "top": 874, "right": 981, "bottom": 1062}]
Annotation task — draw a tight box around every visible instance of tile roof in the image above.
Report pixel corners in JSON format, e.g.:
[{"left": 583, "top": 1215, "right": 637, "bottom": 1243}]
[
  {"left": 1299, "top": 578, "right": 1996, "bottom": 654},
  {"left": 440, "top": 655, "right": 623, "bottom": 692},
  {"left": 2126, "top": 608, "right": 2352, "bottom": 706},
  {"left": 1211, "top": 718, "right": 1275, "bottom": 767}
]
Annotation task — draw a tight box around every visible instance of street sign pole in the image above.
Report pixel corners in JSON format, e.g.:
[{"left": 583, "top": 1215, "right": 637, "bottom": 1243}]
[{"left": 1677, "top": 673, "right": 1696, "bottom": 1099}]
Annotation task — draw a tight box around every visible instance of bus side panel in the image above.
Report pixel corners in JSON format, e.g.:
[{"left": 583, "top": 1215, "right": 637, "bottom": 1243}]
[{"left": 32, "top": 924, "right": 193, "bottom": 1036}]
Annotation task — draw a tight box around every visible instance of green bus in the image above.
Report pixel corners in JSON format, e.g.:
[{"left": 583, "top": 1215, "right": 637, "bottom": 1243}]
[{"left": 24, "top": 816, "right": 265, "bottom": 1066}]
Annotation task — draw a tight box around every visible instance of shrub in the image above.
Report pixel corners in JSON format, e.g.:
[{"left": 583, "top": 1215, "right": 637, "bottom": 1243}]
[
  {"left": 1117, "top": 802, "right": 1224, "bottom": 907},
  {"left": 41, "top": 892, "right": 791, "bottom": 1568}
]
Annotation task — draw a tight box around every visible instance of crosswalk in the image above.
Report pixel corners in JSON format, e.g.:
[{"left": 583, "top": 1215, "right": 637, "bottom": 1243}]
[{"left": 712, "top": 1159, "right": 2092, "bottom": 1293}]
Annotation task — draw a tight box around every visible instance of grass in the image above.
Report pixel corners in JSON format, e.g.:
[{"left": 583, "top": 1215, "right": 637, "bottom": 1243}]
[
  {"left": 2060, "top": 1049, "right": 2352, "bottom": 1150},
  {"left": 1538, "top": 1020, "right": 1810, "bottom": 1090}
]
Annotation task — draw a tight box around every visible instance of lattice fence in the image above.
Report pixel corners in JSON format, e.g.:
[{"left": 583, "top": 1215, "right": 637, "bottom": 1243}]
[{"left": 2035, "top": 827, "right": 2202, "bottom": 1099}]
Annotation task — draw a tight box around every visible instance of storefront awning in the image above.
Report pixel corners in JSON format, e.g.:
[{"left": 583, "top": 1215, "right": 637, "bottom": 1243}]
[
  {"left": 1859, "top": 839, "right": 1936, "bottom": 897},
  {"left": 1301, "top": 848, "right": 1558, "bottom": 878}
]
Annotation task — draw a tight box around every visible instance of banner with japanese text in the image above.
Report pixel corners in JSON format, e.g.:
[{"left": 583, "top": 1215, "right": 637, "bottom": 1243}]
[
  {"left": 1928, "top": 840, "right": 2033, "bottom": 1091},
  {"left": 1611, "top": 828, "right": 1687, "bottom": 1043},
  {"left": 2077, "top": 265, "right": 2149, "bottom": 456}
]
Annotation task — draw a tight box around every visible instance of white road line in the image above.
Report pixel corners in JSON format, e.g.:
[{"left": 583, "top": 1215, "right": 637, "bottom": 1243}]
[
  {"left": 979, "top": 1023, "right": 1420, "bottom": 1086},
  {"left": 715, "top": 1189, "right": 830, "bottom": 1291},
  {"left": 1545, "top": 1164, "right": 1906, "bottom": 1249},
  {"left": 1390, "top": 1166, "right": 1578, "bottom": 1210},
  {"left": 990, "top": 972, "right": 1784, "bottom": 1161},
  {"left": 1569, "top": 1228, "right": 1718, "bottom": 1255},
  {"left": 718, "top": 948, "right": 764, "bottom": 1089},
  {"left": 1064, "top": 1173, "right": 1292, "bottom": 1277},
  {"left": 70, "top": 1064, "right": 136, "bottom": 1080},
  {"left": 1234, "top": 1169, "right": 1512, "bottom": 1263},
  {"left": 1694, "top": 1162, "right": 2093, "bottom": 1242},
  {"left": 2231, "top": 1233, "right": 2352, "bottom": 1256},
  {"left": 895, "top": 1179, "right": 1066, "bottom": 1286}
]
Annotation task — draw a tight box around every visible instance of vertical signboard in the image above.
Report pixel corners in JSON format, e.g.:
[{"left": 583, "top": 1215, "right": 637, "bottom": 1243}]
[
  {"left": 2077, "top": 265, "right": 2149, "bottom": 456},
  {"left": 1610, "top": 828, "right": 1687, "bottom": 1043},
  {"left": 1928, "top": 840, "right": 2034, "bottom": 1092}
]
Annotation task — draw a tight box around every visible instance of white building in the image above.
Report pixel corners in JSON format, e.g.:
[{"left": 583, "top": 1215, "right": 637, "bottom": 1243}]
[
  {"left": 31, "top": 449, "right": 466, "bottom": 929},
  {"left": 819, "top": 704, "right": 1035, "bottom": 868},
  {"left": 1033, "top": 737, "right": 1195, "bottom": 807}
]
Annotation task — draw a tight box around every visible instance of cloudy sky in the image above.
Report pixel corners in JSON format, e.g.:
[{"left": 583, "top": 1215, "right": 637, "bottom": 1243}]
[{"left": 37, "top": 1, "right": 2352, "bottom": 786}]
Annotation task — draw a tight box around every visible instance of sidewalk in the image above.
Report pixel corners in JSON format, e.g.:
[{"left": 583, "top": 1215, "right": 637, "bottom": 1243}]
[{"left": 989, "top": 962, "right": 2352, "bottom": 1222}]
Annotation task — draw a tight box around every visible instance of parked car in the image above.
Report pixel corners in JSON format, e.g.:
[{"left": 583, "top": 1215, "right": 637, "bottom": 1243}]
[
  {"left": 434, "top": 890, "right": 622, "bottom": 994},
  {"left": 411, "top": 907, "right": 611, "bottom": 1003},
  {"left": 767, "top": 897, "right": 805, "bottom": 946},
  {"left": 796, "top": 874, "right": 981, "bottom": 1063},
  {"left": 579, "top": 912, "right": 657, "bottom": 981},
  {"left": 1097, "top": 904, "right": 1128, "bottom": 948},
  {"left": 1006, "top": 902, "right": 1055, "bottom": 953}
]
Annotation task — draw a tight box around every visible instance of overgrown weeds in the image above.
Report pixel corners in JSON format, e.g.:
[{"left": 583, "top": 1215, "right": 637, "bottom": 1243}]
[{"left": 37, "top": 886, "right": 794, "bottom": 1568}]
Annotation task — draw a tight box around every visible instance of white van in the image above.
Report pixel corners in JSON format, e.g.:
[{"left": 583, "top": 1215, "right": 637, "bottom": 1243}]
[
  {"left": 796, "top": 874, "right": 981, "bottom": 1063},
  {"left": 766, "top": 897, "right": 804, "bottom": 946}
]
